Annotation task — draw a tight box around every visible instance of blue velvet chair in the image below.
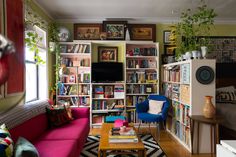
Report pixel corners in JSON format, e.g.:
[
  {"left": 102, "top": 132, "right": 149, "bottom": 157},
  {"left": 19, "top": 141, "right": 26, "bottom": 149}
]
[{"left": 136, "top": 95, "right": 170, "bottom": 141}]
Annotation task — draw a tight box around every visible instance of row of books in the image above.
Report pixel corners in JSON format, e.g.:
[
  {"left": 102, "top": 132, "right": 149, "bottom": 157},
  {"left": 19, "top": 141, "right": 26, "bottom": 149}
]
[
  {"left": 60, "top": 44, "right": 90, "bottom": 54},
  {"left": 61, "top": 58, "right": 90, "bottom": 67},
  {"left": 93, "top": 85, "right": 125, "bottom": 99},
  {"left": 126, "top": 109, "right": 139, "bottom": 123},
  {"left": 126, "top": 84, "right": 157, "bottom": 94},
  {"left": 163, "top": 65, "right": 180, "bottom": 82},
  {"left": 126, "top": 59, "right": 156, "bottom": 69},
  {"left": 78, "top": 84, "right": 90, "bottom": 95},
  {"left": 126, "top": 71, "right": 157, "bottom": 83},
  {"left": 126, "top": 96, "right": 147, "bottom": 106},
  {"left": 126, "top": 47, "right": 157, "bottom": 56},
  {"left": 170, "top": 120, "right": 190, "bottom": 147},
  {"left": 78, "top": 72, "right": 90, "bottom": 83},
  {"left": 92, "top": 100, "right": 125, "bottom": 110},
  {"left": 57, "top": 96, "right": 90, "bottom": 106},
  {"left": 58, "top": 84, "right": 77, "bottom": 95},
  {"left": 109, "top": 127, "right": 138, "bottom": 143},
  {"left": 172, "top": 102, "right": 190, "bottom": 127}
]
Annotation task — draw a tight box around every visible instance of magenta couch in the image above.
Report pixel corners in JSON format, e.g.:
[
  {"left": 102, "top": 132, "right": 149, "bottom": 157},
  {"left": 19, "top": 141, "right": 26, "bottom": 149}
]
[{"left": 9, "top": 107, "right": 90, "bottom": 157}]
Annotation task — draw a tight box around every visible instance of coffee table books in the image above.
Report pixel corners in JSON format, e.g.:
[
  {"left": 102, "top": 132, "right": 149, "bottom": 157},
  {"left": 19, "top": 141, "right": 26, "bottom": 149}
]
[{"left": 109, "top": 127, "right": 138, "bottom": 143}]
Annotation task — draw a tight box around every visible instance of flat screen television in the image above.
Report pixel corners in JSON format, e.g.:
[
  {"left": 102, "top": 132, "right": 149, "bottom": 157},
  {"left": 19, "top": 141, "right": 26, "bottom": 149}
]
[{"left": 92, "top": 62, "right": 123, "bottom": 82}]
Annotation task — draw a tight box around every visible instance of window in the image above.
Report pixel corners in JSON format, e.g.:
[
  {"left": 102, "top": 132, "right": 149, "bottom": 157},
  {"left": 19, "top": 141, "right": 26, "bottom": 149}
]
[{"left": 25, "top": 26, "right": 48, "bottom": 102}]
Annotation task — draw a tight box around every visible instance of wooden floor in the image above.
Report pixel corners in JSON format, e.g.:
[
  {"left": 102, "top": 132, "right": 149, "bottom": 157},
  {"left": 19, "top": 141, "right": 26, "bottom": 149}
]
[{"left": 90, "top": 127, "right": 215, "bottom": 157}]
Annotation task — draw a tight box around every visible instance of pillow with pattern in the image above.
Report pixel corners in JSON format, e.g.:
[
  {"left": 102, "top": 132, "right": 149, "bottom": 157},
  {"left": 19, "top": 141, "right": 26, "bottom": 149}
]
[
  {"left": 46, "top": 105, "right": 72, "bottom": 127},
  {"left": 0, "top": 124, "right": 14, "bottom": 157}
]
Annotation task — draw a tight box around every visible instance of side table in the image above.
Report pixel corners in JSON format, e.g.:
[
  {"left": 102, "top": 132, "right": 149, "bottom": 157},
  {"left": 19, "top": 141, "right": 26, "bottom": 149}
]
[{"left": 190, "top": 115, "right": 224, "bottom": 154}]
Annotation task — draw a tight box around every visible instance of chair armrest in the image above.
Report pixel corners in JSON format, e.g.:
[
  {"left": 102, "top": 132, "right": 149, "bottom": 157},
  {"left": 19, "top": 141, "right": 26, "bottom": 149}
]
[
  {"left": 136, "top": 100, "right": 149, "bottom": 113},
  {"left": 71, "top": 107, "right": 90, "bottom": 119}
]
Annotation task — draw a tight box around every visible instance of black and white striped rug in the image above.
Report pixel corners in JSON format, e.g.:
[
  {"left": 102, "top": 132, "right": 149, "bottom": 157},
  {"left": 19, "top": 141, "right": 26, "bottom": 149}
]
[{"left": 80, "top": 135, "right": 166, "bottom": 157}]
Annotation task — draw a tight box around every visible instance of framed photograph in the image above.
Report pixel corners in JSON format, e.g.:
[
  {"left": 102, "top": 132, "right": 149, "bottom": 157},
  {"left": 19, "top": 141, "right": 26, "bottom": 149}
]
[
  {"left": 163, "top": 30, "right": 171, "bottom": 44},
  {"left": 129, "top": 24, "right": 156, "bottom": 42},
  {"left": 74, "top": 23, "right": 102, "bottom": 40},
  {"left": 164, "top": 44, "right": 176, "bottom": 55},
  {"left": 98, "top": 46, "right": 118, "bottom": 62},
  {"left": 161, "top": 54, "right": 175, "bottom": 64},
  {"left": 103, "top": 21, "right": 127, "bottom": 40},
  {"left": 104, "top": 86, "right": 114, "bottom": 98}
]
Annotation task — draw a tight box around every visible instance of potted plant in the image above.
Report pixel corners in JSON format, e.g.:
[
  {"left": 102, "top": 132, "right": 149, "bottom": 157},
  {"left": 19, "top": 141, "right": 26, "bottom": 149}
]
[{"left": 175, "top": 0, "right": 217, "bottom": 60}]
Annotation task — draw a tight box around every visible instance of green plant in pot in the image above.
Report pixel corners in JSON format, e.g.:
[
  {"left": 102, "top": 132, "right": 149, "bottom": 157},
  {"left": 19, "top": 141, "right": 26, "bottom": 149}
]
[{"left": 175, "top": 0, "right": 217, "bottom": 60}]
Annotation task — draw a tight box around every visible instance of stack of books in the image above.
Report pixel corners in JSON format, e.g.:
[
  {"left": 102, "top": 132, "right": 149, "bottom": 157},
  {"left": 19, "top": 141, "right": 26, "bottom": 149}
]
[{"left": 109, "top": 127, "right": 138, "bottom": 143}]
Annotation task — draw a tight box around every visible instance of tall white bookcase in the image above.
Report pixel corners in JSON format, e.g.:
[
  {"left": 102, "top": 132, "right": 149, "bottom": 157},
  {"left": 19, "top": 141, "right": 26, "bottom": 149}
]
[{"left": 162, "top": 59, "right": 216, "bottom": 153}]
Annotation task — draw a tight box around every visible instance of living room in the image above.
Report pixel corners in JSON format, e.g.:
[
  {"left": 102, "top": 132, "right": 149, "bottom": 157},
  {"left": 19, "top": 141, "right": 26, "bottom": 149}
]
[{"left": 0, "top": 0, "right": 236, "bottom": 157}]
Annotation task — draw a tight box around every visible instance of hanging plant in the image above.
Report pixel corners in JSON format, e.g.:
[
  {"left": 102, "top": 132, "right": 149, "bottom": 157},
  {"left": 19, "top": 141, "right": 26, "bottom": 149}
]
[{"left": 25, "top": 31, "right": 45, "bottom": 64}]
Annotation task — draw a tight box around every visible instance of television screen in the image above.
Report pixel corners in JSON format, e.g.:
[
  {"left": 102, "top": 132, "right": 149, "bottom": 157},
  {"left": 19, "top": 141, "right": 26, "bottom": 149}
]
[{"left": 92, "top": 62, "right": 123, "bottom": 82}]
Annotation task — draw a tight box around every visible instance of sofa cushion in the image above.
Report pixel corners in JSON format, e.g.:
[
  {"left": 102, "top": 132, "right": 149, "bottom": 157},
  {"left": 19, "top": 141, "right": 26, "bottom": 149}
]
[
  {"left": 0, "top": 124, "right": 14, "bottom": 157},
  {"left": 10, "top": 114, "right": 48, "bottom": 143},
  {"left": 33, "top": 140, "right": 77, "bottom": 157},
  {"left": 39, "top": 118, "right": 89, "bottom": 142},
  {"left": 15, "top": 137, "right": 39, "bottom": 157}
]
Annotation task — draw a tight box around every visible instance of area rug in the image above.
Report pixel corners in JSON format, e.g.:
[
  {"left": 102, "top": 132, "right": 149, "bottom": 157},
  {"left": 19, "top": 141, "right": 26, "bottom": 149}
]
[{"left": 80, "top": 134, "right": 166, "bottom": 157}]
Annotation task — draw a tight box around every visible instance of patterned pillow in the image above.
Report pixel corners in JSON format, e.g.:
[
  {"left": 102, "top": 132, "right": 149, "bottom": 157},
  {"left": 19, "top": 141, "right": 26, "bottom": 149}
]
[
  {"left": 148, "top": 100, "right": 165, "bottom": 114},
  {"left": 46, "top": 105, "right": 72, "bottom": 127},
  {"left": 0, "top": 124, "right": 13, "bottom": 157},
  {"left": 216, "top": 91, "right": 236, "bottom": 103},
  {"left": 14, "top": 137, "right": 39, "bottom": 157}
]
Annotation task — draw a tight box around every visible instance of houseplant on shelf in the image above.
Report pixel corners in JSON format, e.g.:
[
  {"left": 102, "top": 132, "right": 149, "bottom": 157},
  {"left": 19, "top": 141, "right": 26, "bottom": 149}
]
[{"left": 175, "top": 0, "right": 217, "bottom": 60}]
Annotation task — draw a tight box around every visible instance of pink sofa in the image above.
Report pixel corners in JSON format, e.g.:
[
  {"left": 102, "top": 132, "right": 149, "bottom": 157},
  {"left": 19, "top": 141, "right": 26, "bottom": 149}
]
[{"left": 9, "top": 107, "right": 90, "bottom": 157}]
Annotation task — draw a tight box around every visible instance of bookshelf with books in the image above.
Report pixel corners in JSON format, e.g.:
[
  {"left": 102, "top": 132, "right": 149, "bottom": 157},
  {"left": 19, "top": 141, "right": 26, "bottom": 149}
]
[
  {"left": 57, "top": 41, "right": 92, "bottom": 108},
  {"left": 125, "top": 42, "right": 159, "bottom": 123},
  {"left": 162, "top": 60, "right": 216, "bottom": 153},
  {"left": 91, "top": 83, "right": 125, "bottom": 126}
]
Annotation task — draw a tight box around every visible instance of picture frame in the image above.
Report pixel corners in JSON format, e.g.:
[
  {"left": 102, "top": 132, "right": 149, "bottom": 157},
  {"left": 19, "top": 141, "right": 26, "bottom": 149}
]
[
  {"left": 129, "top": 24, "right": 156, "bottom": 42},
  {"left": 104, "top": 86, "right": 114, "bottom": 98},
  {"left": 161, "top": 54, "right": 175, "bottom": 64},
  {"left": 164, "top": 44, "right": 176, "bottom": 55},
  {"left": 103, "top": 21, "right": 127, "bottom": 40},
  {"left": 98, "top": 46, "right": 118, "bottom": 62},
  {"left": 163, "top": 30, "right": 171, "bottom": 44},
  {"left": 74, "top": 23, "right": 102, "bottom": 40}
]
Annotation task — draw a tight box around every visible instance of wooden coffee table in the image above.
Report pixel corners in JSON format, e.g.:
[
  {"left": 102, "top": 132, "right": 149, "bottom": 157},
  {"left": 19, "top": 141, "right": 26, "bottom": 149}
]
[{"left": 98, "top": 123, "right": 145, "bottom": 157}]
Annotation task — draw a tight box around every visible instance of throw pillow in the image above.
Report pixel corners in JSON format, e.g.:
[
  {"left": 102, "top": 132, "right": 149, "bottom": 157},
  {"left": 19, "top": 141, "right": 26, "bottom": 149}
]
[
  {"left": 46, "top": 105, "right": 71, "bottom": 127},
  {"left": 148, "top": 100, "right": 165, "bottom": 114},
  {"left": 15, "top": 137, "right": 39, "bottom": 157},
  {"left": 0, "top": 124, "right": 14, "bottom": 157}
]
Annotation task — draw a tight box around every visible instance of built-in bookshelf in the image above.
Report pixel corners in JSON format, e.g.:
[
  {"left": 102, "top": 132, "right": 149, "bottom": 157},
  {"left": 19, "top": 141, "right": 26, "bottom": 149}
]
[
  {"left": 162, "top": 59, "right": 215, "bottom": 153},
  {"left": 57, "top": 41, "right": 92, "bottom": 108},
  {"left": 125, "top": 43, "right": 159, "bottom": 123},
  {"left": 56, "top": 40, "right": 160, "bottom": 127}
]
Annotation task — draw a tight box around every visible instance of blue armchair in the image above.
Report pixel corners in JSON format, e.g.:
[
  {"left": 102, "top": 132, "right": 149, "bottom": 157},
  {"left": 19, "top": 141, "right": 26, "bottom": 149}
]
[{"left": 136, "top": 95, "right": 170, "bottom": 140}]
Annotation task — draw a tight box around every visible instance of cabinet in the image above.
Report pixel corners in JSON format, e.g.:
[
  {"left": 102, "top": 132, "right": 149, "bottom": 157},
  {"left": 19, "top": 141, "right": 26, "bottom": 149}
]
[
  {"left": 57, "top": 41, "right": 91, "bottom": 108},
  {"left": 162, "top": 59, "right": 215, "bottom": 153}
]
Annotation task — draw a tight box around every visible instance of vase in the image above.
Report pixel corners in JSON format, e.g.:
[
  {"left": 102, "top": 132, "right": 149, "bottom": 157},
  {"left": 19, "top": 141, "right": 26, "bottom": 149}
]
[
  {"left": 203, "top": 96, "right": 215, "bottom": 118},
  {"left": 201, "top": 46, "right": 207, "bottom": 59},
  {"left": 125, "top": 28, "right": 130, "bottom": 41},
  {"left": 185, "top": 51, "right": 192, "bottom": 60},
  {"left": 192, "top": 50, "right": 198, "bottom": 59}
]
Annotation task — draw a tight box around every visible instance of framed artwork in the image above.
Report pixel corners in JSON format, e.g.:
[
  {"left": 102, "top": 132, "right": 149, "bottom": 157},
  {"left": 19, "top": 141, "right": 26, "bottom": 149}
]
[
  {"left": 161, "top": 54, "right": 175, "bottom": 64},
  {"left": 103, "top": 21, "right": 127, "bottom": 40},
  {"left": 74, "top": 23, "right": 102, "bottom": 40},
  {"left": 164, "top": 44, "right": 176, "bottom": 55},
  {"left": 98, "top": 46, "right": 118, "bottom": 62},
  {"left": 129, "top": 24, "right": 156, "bottom": 42},
  {"left": 163, "top": 30, "right": 171, "bottom": 44},
  {"left": 104, "top": 86, "right": 114, "bottom": 98}
]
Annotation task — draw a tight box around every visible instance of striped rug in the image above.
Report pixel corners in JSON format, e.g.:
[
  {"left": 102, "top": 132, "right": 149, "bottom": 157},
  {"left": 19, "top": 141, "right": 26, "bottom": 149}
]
[{"left": 80, "top": 134, "right": 166, "bottom": 157}]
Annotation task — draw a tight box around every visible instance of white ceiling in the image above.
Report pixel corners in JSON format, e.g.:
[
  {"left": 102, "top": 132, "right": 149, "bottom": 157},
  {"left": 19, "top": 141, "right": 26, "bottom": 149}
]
[{"left": 34, "top": 0, "right": 236, "bottom": 24}]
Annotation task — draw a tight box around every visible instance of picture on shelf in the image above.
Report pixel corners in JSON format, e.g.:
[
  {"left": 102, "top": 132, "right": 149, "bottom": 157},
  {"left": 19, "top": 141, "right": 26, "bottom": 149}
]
[
  {"left": 98, "top": 46, "right": 118, "bottom": 62},
  {"left": 164, "top": 44, "right": 176, "bottom": 55},
  {"left": 103, "top": 21, "right": 127, "bottom": 40},
  {"left": 104, "top": 86, "right": 114, "bottom": 98},
  {"left": 74, "top": 23, "right": 102, "bottom": 40}
]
